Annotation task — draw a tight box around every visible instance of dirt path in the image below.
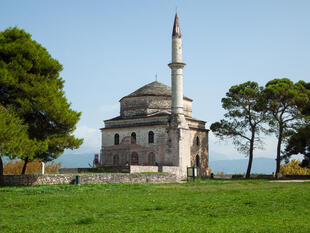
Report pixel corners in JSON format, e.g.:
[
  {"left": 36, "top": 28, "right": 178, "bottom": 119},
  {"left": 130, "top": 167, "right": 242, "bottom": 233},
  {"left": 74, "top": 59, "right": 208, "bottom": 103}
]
[{"left": 270, "top": 180, "right": 310, "bottom": 183}]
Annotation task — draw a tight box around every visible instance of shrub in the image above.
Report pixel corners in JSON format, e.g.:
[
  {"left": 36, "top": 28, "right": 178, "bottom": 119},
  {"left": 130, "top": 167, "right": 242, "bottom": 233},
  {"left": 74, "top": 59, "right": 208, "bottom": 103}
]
[
  {"left": 280, "top": 159, "right": 310, "bottom": 175},
  {"left": 3, "top": 160, "right": 61, "bottom": 174}
]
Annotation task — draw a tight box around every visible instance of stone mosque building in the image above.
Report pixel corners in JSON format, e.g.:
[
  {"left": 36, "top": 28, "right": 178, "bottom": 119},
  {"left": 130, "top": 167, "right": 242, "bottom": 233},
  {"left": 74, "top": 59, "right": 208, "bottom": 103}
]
[{"left": 100, "top": 14, "right": 209, "bottom": 178}]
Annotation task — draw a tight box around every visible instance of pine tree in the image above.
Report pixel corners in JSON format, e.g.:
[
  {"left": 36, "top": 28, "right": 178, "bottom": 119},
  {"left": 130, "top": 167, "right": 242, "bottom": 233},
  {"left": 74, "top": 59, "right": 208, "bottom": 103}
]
[
  {"left": 210, "top": 81, "right": 268, "bottom": 178},
  {"left": 0, "top": 27, "right": 83, "bottom": 174}
]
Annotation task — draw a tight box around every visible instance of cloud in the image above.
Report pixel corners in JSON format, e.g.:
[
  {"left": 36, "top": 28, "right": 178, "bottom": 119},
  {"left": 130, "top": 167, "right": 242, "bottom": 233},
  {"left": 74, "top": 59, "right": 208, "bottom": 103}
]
[
  {"left": 209, "top": 132, "right": 243, "bottom": 159},
  {"left": 209, "top": 132, "right": 284, "bottom": 160},
  {"left": 73, "top": 125, "right": 101, "bottom": 153}
]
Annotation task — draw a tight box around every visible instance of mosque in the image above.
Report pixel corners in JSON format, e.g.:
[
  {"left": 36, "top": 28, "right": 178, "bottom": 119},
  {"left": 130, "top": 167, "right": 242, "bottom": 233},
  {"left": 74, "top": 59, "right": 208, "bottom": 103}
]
[{"left": 100, "top": 14, "right": 209, "bottom": 178}]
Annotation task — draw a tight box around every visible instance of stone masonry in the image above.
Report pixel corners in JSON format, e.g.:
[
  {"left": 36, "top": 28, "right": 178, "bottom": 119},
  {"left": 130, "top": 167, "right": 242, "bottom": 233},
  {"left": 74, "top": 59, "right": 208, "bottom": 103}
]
[
  {"left": 1, "top": 173, "right": 177, "bottom": 186},
  {"left": 99, "top": 14, "right": 209, "bottom": 179}
]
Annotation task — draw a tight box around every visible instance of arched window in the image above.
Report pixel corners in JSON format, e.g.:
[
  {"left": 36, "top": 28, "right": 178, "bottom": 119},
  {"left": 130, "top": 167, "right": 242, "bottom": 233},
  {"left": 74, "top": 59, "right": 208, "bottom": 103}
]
[
  {"left": 131, "top": 152, "right": 139, "bottom": 165},
  {"left": 148, "top": 131, "right": 154, "bottom": 144},
  {"left": 113, "top": 155, "right": 119, "bottom": 165},
  {"left": 114, "top": 134, "right": 119, "bottom": 145},
  {"left": 131, "top": 132, "right": 136, "bottom": 144},
  {"left": 148, "top": 152, "right": 155, "bottom": 165},
  {"left": 196, "top": 136, "right": 200, "bottom": 146},
  {"left": 195, "top": 154, "right": 200, "bottom": 167}
]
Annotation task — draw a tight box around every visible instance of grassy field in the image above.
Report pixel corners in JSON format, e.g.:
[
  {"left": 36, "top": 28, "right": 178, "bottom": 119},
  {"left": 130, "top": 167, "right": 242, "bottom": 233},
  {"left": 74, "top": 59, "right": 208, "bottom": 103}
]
[{"left": 0, "top": 179, "right": 310, "bottom": 233}]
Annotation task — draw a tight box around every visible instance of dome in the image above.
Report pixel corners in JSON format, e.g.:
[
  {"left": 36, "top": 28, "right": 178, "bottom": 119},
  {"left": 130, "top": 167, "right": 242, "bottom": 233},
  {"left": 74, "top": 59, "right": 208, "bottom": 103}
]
[
  {"left": 119, "top": 81, "right": 192, "bottom": 119},
  {"left": 121, "top": 81, "right": 192, "bottom": 101}
]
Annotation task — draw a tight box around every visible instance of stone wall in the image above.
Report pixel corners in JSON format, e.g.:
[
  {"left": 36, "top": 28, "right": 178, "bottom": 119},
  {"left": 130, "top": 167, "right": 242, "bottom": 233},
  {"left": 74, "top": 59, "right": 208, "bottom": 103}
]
[
  {"left": 161, "top": 166, "right": 184, "bottom": 179},
  {"left": 130, "top": 165, "right": 183, "bottom": 179},
  {"left": 130, "top": 165, "right": 159, "bottom": 173},
  {"left": 1, "top": 173, "right": 177, "bottom": 186},
  {"left": 120, "top": 95, "right": 192, "bottom": 119},
  {"left": 101, "top": 125, "right": 171, "bottom": 167},
  {"left": 58, "top": 166, "right": 130, "bottom": 173},
  {"left": 190, "top": 128, "right": 209, "bottom": 177}
]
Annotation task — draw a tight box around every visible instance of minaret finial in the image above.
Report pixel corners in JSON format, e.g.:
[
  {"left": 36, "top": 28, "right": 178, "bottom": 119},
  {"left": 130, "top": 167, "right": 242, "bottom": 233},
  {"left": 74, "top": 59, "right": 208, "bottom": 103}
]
[{"left": 172, "top": 13, "right": 181, "bottom": 38}]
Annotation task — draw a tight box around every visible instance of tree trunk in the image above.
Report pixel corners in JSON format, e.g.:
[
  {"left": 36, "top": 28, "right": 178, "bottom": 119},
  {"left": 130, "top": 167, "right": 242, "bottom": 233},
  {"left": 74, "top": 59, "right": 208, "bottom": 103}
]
[
  {"left": 246, "top": 136, "right": 255, "bottom": 179},
  {"left": 0, "top": 156, "right": 3, "bottom": 185},
  {"left": 0, "top": 156, "right": 3, "bottom": 176},
  {"left": 275, "top": 125, "right": 283, "bottom": 178},
  {"left": 22, "top": 157, "right": 29, "bottom": 174}
]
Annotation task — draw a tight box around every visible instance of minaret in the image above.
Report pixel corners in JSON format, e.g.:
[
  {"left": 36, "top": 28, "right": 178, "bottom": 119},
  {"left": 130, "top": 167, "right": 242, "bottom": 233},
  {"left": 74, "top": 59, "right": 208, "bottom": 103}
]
[
  {"left": 167, "top": 13, "right": 191, "bottom": 178},
  {"left": 168, "top": 13, "right": 186, "bottom": 116}
]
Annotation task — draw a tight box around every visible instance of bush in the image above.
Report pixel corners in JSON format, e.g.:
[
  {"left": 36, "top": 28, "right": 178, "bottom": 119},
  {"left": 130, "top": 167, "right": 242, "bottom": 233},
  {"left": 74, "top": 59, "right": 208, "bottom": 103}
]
[
  {"left": 280, "top": 159, "right": 310, "bottom": 175},
  {"left": 4, "top": 160, "right": 61, "bottom": 174}
]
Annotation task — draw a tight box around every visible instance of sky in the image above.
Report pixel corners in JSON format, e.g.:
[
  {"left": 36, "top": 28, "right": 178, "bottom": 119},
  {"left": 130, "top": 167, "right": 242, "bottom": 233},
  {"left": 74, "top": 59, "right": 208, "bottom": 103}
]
[{"left": 1, "top": 0, "right": 309, "bottom": 161}]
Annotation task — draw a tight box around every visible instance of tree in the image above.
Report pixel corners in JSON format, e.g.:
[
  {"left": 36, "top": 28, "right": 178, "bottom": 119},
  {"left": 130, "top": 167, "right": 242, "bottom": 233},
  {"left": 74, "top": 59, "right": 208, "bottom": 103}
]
[
  {"left": 0, "top": 27, "right": 83, "bottom": 174},
  {"left": 283, "top": 125, "right": 310, "bottom": 167},
  {"left": 0, "top": 106, "right": 47, "bottom": 176},
  {"left": 210, "top": 81, "right": 268, "bottom": 178},
  {"left": 283, "top": 82, "right": 310, "bottom": 167},
  {"left": 0, "top": 106, "right": 27, "bottom": 176},
  {"left": 264, "top": 78, "right": 310, "bottom": 177}
]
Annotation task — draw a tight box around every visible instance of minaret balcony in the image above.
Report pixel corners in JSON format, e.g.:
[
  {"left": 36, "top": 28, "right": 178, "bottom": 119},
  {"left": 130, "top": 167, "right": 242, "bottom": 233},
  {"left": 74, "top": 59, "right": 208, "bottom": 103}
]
[{"left": 168, "top": 62, "right": 186, "bottom": 69}]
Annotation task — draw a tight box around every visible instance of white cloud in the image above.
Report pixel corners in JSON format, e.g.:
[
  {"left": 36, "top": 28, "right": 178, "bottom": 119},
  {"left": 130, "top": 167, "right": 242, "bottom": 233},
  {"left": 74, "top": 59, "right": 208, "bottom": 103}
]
[
  {"left": 74, "top": 125, "right": 101, "bottom": 153},
  {"left": 209, "top": 132, "right": 243, "bottom": 159},
  {"left": 209, "top": 132, "right": 287, "bottom": 160}
]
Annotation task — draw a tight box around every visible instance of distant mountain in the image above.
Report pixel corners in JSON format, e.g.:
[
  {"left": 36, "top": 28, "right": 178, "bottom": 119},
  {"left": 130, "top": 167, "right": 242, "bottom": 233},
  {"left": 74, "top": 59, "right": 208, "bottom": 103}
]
[
  {"left": 210, "top": 157, "right": 276, "bottom": 174},
  {"left": 56, "top": 153, "right": 276, "bottom": 175},
  {"left": 3, "top": 152, "right": 276, "bottom": 175},
  {"left": 209, "top": 151, "right": 241, "bottom": 161},
  {"left": 54, "top": 153, "right": 95, "bottom": 168}
]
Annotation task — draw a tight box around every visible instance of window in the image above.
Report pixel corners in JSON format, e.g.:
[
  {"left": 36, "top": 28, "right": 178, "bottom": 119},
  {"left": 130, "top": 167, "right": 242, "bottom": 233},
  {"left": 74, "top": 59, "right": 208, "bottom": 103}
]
[
  {"left": 148, "top": 152, "right": 155, "bottom": 165},
  {"left": 114, "top": 134, "right": 119, "bottom": 145},
  {"left": 195, "top": 154, "right": 200, "bottom": 167},
  {"left": 196, "top": 136, "right": 200, "bottom": 146},
  {"left": 148, "top": 131, "right": 154, "bottom": 144},
  {"left": 113, "top": 155, "right": 119, "bottom": 165},
  {"left": 131, "top": 132, "right": 136, "bottom": 144},
  {"left": 131, "top": 152, "right": 139, "bottom": 165}
]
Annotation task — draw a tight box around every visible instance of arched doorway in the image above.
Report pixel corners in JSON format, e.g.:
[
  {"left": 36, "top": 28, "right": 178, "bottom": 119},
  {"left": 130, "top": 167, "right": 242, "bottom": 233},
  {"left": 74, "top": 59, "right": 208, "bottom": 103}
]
[
  {"left": 148, "top": 152, "right": 155, "bottom": 165},
  {"left": 113, "top": 155, "right": 119, "bottom": 165},
  {"left": 131, "top": 152, "right": 139, "bottom": 165}
]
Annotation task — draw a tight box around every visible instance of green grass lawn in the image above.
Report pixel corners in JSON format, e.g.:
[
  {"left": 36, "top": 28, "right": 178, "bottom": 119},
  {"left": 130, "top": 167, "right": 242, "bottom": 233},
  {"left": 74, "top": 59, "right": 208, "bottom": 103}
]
[{"left": 0, "top": 179, "right": 309, "bottom": 233}]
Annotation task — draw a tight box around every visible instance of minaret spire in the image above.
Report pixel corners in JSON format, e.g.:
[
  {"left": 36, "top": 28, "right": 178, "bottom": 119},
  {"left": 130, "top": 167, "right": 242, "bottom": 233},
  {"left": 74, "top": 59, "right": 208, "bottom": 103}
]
[
  {"left": 172, "top": 13, "right": 181, "bottom": 38},
  {"left": 168, "top": 13, "right": 186, "bottom": 116}
]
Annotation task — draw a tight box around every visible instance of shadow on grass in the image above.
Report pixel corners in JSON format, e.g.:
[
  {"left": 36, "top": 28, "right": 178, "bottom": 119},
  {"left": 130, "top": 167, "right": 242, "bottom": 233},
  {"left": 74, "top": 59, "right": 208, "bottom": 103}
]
[{"left": 75, "top": 216, "right": 96, "bottom": 225}]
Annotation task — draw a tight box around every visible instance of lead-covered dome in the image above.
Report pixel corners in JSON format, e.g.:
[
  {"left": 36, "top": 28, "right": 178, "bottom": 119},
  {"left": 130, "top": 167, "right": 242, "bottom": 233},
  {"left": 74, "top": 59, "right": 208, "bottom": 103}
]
[
  {"left": 122, "top": 81, "right": 172, "bottom": 99},
  {"left": 120, "top": 81, "right": 192, "bottom": 118}
]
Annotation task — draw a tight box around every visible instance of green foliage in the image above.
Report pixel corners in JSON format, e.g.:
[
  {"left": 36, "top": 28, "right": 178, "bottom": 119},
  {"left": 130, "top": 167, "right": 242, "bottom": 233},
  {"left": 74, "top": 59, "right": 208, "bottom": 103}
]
[
  {"left": 0, "top": 182, "right": 310, "bottom": 232},
  {"left": 0, "top": 106, "right": 47, "bottom": 175},
  {"left": 265, "top": 78, "right": 310, "bottom": 174},
  {"left": 284, "top": 124, "right": 310, "bottom": 166},
  {"left": 265, "top": 78, "right": 309, "bottom": 128},
  {"left": 0, "top": 106, "right": 31, "bottom": 158},
  {"left": 282, "top": 82, "right": 310, "bottom": 167},
  {"left": 0, "top": 27, "right": 82, "bottom": 166},
  {"left": 210, "top": 81, "right": 268, "bottom": 178}
]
